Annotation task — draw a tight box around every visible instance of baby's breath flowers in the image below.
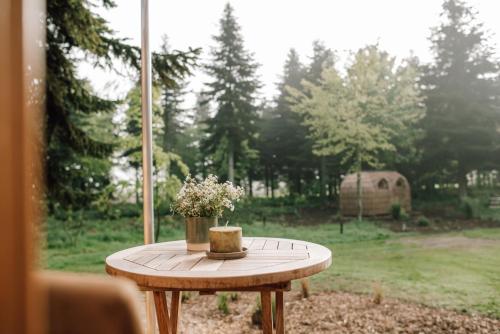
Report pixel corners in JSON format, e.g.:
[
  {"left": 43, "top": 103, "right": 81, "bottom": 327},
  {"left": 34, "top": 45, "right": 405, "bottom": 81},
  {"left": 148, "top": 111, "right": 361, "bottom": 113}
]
[{"left": 171, "top": 175, "right": 245, "bottom": 218}]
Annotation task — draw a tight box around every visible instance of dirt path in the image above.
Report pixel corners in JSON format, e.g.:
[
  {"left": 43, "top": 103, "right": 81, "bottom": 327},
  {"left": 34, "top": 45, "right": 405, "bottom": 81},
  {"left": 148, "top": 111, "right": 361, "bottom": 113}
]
[{"left": 140, "top": 291, "right": 500, "bottom": 334}]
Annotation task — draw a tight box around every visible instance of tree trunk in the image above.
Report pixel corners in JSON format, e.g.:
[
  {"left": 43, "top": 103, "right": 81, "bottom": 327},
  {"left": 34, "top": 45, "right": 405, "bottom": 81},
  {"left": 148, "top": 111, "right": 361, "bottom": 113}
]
[
  {"left": 248, "top": 172, "right": 253, "bottom": 197},
  {"left": 154, "top": 174, "right": 160, "bottom": 243},
  {"left": 458, "top": 164, "right": 468, "bottom": 199},
  {"left": 135, "top": 166, "right": 140, "bottom": 205},
  {"left": 270, "top": 166, "right": 275, "bottom": 199},
  {"left": 155, "top": 206, "right": 160, "bottom": 243},
  {"left": 357, "top": 170, "right": 363, "bottom": 221},
  {"left": 264, "top": 165, "right": 269, "bottom": 198},
  {"left": 336, "top": 172, "right": 341, "bottom": 198},
  {"left": 331, "top": 178, "right": 335, "bottom": 199},
  {"left": 295, "top": 168, "right": 302, "bottom": 195},
  {"left": 327, "top": 171, "right": 333, "bottom": 199},
  {"left": 320, "top": 157, "right": 326, "bottom": 199},
  {"left": 228, "top": 144, "right": 234, "bottom": 183},
  {"left": 356, "top": 151, "right": 363, "bottom": 222}
]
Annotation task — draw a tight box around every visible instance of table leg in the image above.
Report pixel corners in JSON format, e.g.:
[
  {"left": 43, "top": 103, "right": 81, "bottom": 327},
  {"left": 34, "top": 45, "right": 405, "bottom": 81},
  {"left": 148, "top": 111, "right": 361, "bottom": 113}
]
[
  {"left": 170, "top": 291, "right": 181, "bottom": 334},
  {"left": 260, "top": 291, "right": 273, "bottom": 334},
  {"left": 153, "top": 291, "right": 171, "bottom": 334},
  {"left": 275, "top": 291, "right": 284, "bottom": 334}
]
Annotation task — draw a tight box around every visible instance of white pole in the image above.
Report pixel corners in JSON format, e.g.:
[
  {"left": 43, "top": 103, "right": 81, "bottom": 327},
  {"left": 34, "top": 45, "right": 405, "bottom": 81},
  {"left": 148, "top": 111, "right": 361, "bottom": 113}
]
[{"left": 141, "top": 0, "right": 155, "bottom": 333}]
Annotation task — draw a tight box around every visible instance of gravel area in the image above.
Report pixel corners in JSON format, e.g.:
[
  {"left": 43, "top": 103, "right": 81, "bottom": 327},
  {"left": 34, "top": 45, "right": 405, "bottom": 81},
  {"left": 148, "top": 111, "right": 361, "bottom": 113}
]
[{"left": 142, "top": 291, "right": 500, "bottom": 333}]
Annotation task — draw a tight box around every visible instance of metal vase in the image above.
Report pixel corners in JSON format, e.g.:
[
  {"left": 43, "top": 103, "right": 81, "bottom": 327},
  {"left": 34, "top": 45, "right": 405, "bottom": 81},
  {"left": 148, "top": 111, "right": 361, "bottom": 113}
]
[{"left": 185, "top": 217, "right": 218, "bottom": 251}]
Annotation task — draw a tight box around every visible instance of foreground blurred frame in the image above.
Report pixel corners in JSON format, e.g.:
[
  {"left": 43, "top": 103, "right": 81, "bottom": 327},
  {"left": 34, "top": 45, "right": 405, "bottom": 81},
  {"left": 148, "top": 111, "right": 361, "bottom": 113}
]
[{"left": 0, "top": 0, "right": 44, "bottom": 333}]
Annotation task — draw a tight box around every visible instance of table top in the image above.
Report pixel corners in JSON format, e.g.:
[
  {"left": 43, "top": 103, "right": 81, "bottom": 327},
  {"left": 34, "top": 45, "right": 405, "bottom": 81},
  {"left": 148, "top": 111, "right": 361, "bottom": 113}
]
[{"left": 105, "top": 237, "right": 331, "bottom": 290}]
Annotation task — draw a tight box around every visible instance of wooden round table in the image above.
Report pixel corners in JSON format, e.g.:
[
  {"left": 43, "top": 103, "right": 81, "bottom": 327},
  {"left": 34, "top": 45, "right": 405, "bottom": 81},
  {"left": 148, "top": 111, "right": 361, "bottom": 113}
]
[{"left": 106, "top": 237, "right": 331, "bottom": 334}]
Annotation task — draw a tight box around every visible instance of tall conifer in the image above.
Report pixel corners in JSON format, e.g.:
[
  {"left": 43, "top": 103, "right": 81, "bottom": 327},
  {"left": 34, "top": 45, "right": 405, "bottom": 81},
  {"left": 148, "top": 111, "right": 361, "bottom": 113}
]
[
  {"left": 272, "top": 48, "right": 309, "bottom": 195},
  {"left": 203, "top": 3, "right": 260, "bottom": 183},
  {"left": 421, "top": 0, "right": 500, "bottom": 196}
]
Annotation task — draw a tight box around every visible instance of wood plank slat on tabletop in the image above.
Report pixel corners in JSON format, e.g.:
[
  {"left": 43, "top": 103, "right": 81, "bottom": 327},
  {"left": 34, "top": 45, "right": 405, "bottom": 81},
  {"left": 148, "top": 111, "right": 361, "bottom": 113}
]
[
  {"left": 219, "top": 261, "right": 286, "bottom": 271},
  {"left": 277, "top": 241, "right": 292, "bottom": 250},
  {"left": 190, "top": 258, "right": 224, "bottom": 272},
  {"left": 172, "top": 253, "right": 206, "bottom": 271},
  {"left": 156, "top": 254, "right": 199, "bottom": 271},
  {"left": 144, "top": 253, "right": 177, "bottom": 270},
  {"left": 263, "top": 239, "right": 279, "bottom": 250},
  {"left": 249, "top": 238, "right": 266, "bottom": 250},
  {"left": 133, "top": 253, "right": 162, "bottom": 266},
  {"left": 292, "top": 243, "right": 307, "bottom": 250},
  {"left": 242, "top": 238, "right": 254, "bottom": 249}
]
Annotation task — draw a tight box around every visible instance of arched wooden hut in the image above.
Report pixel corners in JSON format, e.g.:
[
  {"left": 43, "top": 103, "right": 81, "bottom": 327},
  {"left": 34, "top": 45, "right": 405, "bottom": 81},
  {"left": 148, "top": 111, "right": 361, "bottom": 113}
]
[{"left": 340, "top": 171, "right": 411, "bottom": 216}]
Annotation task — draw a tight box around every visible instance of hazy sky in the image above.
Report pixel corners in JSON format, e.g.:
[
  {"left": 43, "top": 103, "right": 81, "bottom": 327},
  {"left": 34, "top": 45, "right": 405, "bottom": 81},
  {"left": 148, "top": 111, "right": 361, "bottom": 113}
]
[{"left": 83, "top": 0, "right": 500, "bottom": 106}]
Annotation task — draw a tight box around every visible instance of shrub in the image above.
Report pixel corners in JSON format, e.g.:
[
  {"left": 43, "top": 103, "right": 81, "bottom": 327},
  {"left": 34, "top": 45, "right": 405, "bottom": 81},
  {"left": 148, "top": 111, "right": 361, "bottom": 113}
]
[
  {"left": 391, "top": 203, "right": 407, "bottom": 221},
  {"left": 181, "top": 292, "right": 192, "bottom": 303},
  {"left": 463, "top": 201, "right": 474, "bottom": 219},
  {"left": 417, "top": 216, "right": 430, "bottom": 227},
  {"left": 116, "top": 203, "right": 141, "bottom": 218},
  {"left": 400, "top": 210, "right": 409, "bottom": 221},
  {"left": 217, "top": 293, "right": 230, "bottom": 315},
  {"left": 391, "top": 202, "right": 401, "bottom": 220},
  {"left": 461, "top": 197, "right": 480, "bottom": 219},
  {"left": 230, "top": 292, "right": 239, "bottom": 301}
]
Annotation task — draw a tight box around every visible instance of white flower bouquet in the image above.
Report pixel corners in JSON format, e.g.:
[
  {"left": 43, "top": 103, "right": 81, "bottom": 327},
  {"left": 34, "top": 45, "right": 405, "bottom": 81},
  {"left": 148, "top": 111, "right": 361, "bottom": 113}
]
[{"left": 172, "top": 174, "right": 245, "bottom": 218}]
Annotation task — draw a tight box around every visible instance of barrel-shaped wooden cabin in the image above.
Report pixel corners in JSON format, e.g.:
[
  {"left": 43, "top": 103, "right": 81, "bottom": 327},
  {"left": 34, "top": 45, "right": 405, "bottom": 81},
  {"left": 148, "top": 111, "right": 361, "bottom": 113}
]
[{"left": 340, "top": 171, "right": 411, "bottom": 216}]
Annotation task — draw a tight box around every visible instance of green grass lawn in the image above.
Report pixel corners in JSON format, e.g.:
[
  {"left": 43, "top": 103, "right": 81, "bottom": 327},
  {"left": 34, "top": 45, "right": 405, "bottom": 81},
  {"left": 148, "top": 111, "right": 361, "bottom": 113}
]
[{"left": 43, "top": 216, "right": 500, "bottom": 318}]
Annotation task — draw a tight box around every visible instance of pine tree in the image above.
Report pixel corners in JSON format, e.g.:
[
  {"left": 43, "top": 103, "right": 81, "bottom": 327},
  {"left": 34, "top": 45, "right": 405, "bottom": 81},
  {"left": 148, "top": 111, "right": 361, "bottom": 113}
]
[
  {"left": 161, "top": 82, "right": 186, "bottom": 153},
  {"left": 421, "top": 0, "right": 500, "bottom": 197},
  {"left": 257, "top": 102, "right": 278, "bottom": 197},
  {"left": 307, "top": 40, "right": 335, "bottom": 84},
  {"left": 46, "top": 0, "right": 199, "bottom": 209},
  {"left": 270, "top": 48, "right": 309, "bottom": 195},
  {"left": 269, "top": 42, "right": 334, "bottom": 197},
  {"left": 159, "top": 37, "right": 189, "bottom": 169},
  {"left": 203, "top": 3, "right": 260, "bottom": 183},
  {"left": 188, "top": 92, "right": 212, "bottom": 178}
]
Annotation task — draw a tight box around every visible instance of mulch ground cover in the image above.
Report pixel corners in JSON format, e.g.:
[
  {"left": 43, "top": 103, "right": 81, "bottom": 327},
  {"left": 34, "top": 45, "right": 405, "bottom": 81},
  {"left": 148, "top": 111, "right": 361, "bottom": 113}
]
[{"left": 147, "top": 291, "right": 500, "bottom": 333}]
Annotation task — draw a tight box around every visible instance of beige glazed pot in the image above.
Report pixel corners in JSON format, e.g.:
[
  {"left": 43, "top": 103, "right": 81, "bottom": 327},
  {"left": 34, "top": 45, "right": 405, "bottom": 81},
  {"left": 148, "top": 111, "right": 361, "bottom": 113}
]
[{"left": 185, "top": 217, "right": 218, "bottom": 251}]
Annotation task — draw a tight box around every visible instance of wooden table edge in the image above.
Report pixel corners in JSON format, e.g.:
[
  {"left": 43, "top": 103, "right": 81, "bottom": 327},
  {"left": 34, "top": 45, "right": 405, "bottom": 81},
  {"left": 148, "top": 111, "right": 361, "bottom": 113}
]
[{"left": 105, "top": 254, "right": 331, "bottom": 290}]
